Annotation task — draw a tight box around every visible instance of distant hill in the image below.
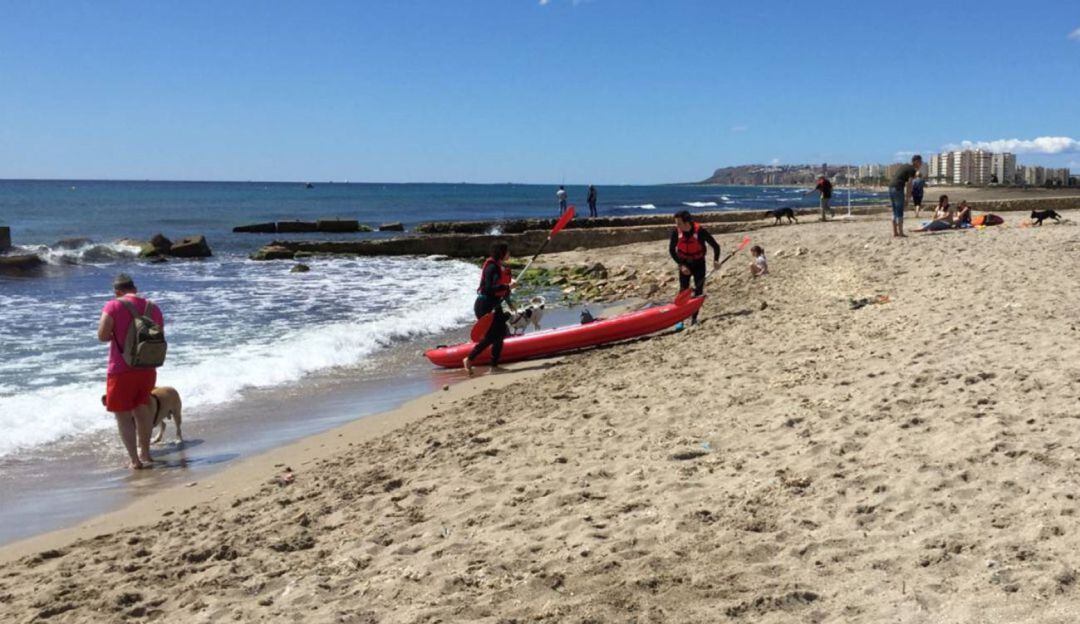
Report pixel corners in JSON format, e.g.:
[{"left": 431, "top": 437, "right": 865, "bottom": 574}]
[{"left": 698, "top": 164, "right": 857, "bottom": 186}]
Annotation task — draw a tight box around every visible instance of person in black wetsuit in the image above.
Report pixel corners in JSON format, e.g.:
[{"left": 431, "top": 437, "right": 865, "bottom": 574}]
[
  {"left": 463, "top": 242, "right": 516, "bottom": 375},
  {"left": 670, "top": 210, "right": 720, "bottom": 324}
]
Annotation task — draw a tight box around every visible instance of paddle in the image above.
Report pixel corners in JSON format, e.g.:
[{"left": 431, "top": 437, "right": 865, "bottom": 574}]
[
  {"left": 470, "top": 207, "right": 577, "bottom": 342},
  {"left": 673, "top": 236, "right": 752, "bottom": 306}
]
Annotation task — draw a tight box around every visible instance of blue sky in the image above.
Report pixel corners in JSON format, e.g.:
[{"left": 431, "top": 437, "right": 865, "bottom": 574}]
[{"left": 1, "top": 0, "right": 1077, "bottom": 183}]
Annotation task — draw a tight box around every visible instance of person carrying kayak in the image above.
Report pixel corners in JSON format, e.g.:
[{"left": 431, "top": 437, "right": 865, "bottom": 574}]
[
  {"left": 670, "top": 210, "right": 720, "bottom": 324},
  {"left": 463, "top": 242, "right": 517, "bottom": 375}
]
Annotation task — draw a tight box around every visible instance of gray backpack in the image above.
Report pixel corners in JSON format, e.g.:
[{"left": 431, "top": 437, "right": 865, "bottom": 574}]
[{"left": 117, "top": 299, "right": 167, "bottom": 368}]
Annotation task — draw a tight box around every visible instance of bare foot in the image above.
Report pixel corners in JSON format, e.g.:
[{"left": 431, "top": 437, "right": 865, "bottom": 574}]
[
  {"left": 462, "top": 357, "right": 474, "bottom": 377},
  {"left": 129, "top": 460, "right": 145, "bottom": 470}
]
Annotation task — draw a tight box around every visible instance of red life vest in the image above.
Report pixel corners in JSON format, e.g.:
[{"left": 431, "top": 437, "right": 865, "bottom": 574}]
[
  {"left": 675, "top": 223, "right": 706, "bottom": 261},
  {"left": 477, "top": 258, "right": 512, "bottom": 297}
]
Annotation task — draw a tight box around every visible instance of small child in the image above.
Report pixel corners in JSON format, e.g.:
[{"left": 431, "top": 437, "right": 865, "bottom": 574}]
[{"left": 750, "top": 245, "right": 768, "bottom": 277}]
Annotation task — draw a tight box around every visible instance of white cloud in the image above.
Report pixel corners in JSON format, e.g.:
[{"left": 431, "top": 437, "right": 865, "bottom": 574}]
[
  {"left": 730, "top": 125, "right": 748, "bottom": 133},
  {"left": 538, "top": 0, "right": 550, "bottom": 5},
  {"left": 769, "top": 158, "right": 781, "bottom": 166},
  {"left": 1069, "top": 27, "right": 1080, "bottom": 40},
  {"left": 942, "top": 136, "right": 1080, "bottom": 155}
]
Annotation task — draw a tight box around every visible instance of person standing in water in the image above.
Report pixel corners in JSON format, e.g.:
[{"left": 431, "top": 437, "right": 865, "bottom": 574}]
[
  {"left": 463, "top": 242, "right": 516, "bottom": 376},
  {"left": 587, "top": 185, "right": 598, "bottom": 218},
  {"left": 556, "top": 186, "right": 568, "bottom": 215},
  {"left": 889, "top": 154, "right": 922, "bottom": 238},
  {"left": 669, "top": 210, "right": 720, "bottom": 324},
  {"left": 97, "top": 273, "right": 165, "bottom": 469}
]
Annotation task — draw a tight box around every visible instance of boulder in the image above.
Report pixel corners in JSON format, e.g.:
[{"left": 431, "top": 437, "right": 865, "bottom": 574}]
[
  {"left": 168, "top": 235, "right": 213, "bottom": 258},
  {"left": 251, "top": 245, "right": 296, "bottom": 261},
  {"left": 233, "top": 222, "right": 278, "bottom": 234},
  {"left": 277, "top": 221, "right": 319, "bottom": 233},
  {"left": 148, "top": 256, "right": 168, "bottom": 264},
  {"left": 53, "top": 237, "right": 93, "bottom": 250},
  {"left": 0, "top": 253, "right": 45, "bottom": 273},
  {"left": 290, "top": 263, "right": 311, "bottom": 273},
  {"left": 0, "top": 226, "right": 10, "bottom": 253},
  {"left": 316, "top": 219, "right": 360, "bottom": 233},
  {"left": 378, "top": 222, "right": 405, "bottom": 232},
  {"left": 149, "top": 233, "right": 173, "bottom": 252}
]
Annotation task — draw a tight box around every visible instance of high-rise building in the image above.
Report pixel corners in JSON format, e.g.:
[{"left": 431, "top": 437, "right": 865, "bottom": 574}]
[
  {"left": 950, "top": 150, "right": 993, "bottom": 185},
  {"left": 1024, "top": 166, "right": 1045, "bottom": 186},
  {"left": 991, "top": 153, "right": 1016, "bottom": 185},
  {"left": 929, "top": 152, "right": 954, "bottom": 184}
]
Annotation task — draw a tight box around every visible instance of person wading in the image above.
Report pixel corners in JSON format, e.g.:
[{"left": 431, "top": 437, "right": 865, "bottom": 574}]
[
  {"left": 463, "top": 242, "right": 517, "bottom": 375},
  {"left": 97, "top": 273, "right": 166, "bottom": 469},
  {"left": 669, "top": 210, "right": 720, "bottom": 324}
]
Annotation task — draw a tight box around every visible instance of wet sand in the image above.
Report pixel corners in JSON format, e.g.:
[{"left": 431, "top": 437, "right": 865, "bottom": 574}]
[{"left": 3, "top": 210, "right": 1080, "bottom": 622}]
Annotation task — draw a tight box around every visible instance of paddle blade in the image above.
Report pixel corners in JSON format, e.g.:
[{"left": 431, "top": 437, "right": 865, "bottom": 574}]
[
  {"left": 470, "top": 312, "right": 493, "bottom": 342},
  {"left": 674, "top": 288, "right": 694, "bottom": 306},
  {"left": 734, "top": 236, "right": 751, "bottom": 252},
  {"left": 551, "top": 206, "right": 575, "bottom": 236}
]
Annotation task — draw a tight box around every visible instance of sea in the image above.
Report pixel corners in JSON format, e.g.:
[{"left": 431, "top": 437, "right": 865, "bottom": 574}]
[{"left": 0, "top": 180, "right": 883, "bottom": 544}]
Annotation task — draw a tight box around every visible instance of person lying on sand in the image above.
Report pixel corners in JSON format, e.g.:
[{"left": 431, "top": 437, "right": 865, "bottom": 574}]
[{"left": 749, "top": 245, "right": 768, "bottom": 277}]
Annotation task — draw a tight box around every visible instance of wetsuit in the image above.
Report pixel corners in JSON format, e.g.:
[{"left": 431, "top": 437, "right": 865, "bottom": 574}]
[
  {"left": 670, "top": 224, "right": 720, "bottom": 322},
  {"left": 468, "top": 259, "right": 512, "bottom": 365}
]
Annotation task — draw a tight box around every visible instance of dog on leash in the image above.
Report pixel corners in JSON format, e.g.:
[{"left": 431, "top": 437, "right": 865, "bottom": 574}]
[
  {"left": 507, "top": 296, "right": 546, "bottom": 335},
  {"left": 766, "top": 207, "right": 798, "bottom": 225},
  {"left": 101, "top": 386, "right": 183, "bottom": 443},
  {"left": 1030, "top": 210, "right": 1062, "bottom": 226}
]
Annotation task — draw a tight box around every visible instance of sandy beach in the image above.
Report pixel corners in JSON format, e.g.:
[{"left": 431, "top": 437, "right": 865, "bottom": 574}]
[{"left": 4, "top": 209, "right": 1080, "bottom": 623}]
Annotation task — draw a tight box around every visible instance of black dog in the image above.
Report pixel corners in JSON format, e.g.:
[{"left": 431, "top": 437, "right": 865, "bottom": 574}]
[
  {"left": 766, "top": 207, "right": 798, "bottom": 225},
  {"left": 1030, "top": 210, "right": 1062, "bottom": 226}
]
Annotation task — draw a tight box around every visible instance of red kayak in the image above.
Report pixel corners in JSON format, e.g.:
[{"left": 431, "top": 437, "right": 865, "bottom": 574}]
[{"left": 425, "top": 294, "right": 705, "bottom": 368}]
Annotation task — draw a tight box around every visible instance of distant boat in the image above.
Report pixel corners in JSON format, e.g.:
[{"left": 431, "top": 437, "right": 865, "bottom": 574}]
[{"left": 305, "top": 182, "right": 314, "bottom": 189}]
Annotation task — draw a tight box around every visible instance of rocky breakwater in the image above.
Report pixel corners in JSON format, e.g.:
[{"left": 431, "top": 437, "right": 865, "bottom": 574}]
[
  {"left": 250, "top": 219, "right": 777, "bottom": 262},
  {"left": 234, "top": 220, "right": 375, "bottom": 234},
  {"left": 515, "top": 260, "right": 677, "bottom": 304},
  {"left": 0, "top": 227, "right": 47, "bottom": 274}
]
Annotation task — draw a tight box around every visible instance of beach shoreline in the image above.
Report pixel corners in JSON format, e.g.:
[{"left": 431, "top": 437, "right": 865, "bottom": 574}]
[{"left": 4, "top": 208, "right": 1080, "bottom": 622}]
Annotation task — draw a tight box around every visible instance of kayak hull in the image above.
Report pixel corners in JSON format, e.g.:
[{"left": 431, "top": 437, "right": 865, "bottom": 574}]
[{"left": 425, "top": 296, "right": 705, "bottom": 368}]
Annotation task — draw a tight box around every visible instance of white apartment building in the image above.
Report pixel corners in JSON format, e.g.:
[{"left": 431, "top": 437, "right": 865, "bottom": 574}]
[{"left": 991, "top": 153, "right": 1016, "bottom": 185}]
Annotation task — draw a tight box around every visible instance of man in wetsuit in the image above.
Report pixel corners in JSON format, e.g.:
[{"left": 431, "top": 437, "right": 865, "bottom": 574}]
[
  {"left": 463, "top": 242, "right": 516, "bottom": 375},
  {"left": 669, "top": 210, "right": 721, "bottom": 324}
]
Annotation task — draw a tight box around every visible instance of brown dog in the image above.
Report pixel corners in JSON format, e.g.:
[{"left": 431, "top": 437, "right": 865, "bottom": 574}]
[{"left": 101, "top": 386, "right": 183, "bottom": 443}]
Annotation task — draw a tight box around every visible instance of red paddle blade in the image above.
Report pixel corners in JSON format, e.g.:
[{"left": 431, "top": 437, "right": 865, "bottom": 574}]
[
  {"left": 734, "top": 236, "right": 751, "bottom": 253},
  {"left": 470, "top": 312, "right": 494, "bottom": 342},
  {"left": 551, "top": 206, "right": 575, "bottom": 237},
  {"left": 674, "top": 288, "right": 694, "bottom": 306}
]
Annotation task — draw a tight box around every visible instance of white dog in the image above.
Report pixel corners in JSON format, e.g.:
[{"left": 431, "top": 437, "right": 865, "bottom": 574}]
[{"left": 507, "top": 296, "right": 546, "bottom": 335}]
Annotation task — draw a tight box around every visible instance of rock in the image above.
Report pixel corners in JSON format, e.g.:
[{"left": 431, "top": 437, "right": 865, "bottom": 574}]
[
  {"left": 550, "top": 275, "right": 567, "bottom": 285},
  {"left": 293, "top": 251, "right": 314, "bottom": 259},
  {"left": 168, "top": 236, "right": 212, "bottom": 258},
  {"left": 562, "top": 286, "right": 577, "bottom": 295},
  {"left": 277, "top": 221, "right": 319, "bottom": 233},
  {"left": 233, "top": 222, "right": 277, "bottom": 234},
  {"left": 317, "top": 219, "right": 361, "bottom": 233},
  {"left": 0, "top": 254, "right": 45, "bottom": 273},
  {"left": 290, "top": 263, "right": 311, "bottom": 273},
  {"left": 584, "top": 262, "right": 608, "bottom": 278},
  {"left": 250, "top": 245, "right": 296, "bottom": 261},
  {"left": 378, "top": 222, "right": 405, "bottom": 232},
  {"left": 643, "top": 283, "right": 660, "bottom": 297},
  {"left": 760, "top": 301, "right": 768, "bottom": 310},
  {"left": 149, "top": 233, "right": 173, "bottom": 252},
  {"left": 148, "top": 256, "right": 168, "bottom": 264},
  {"left": 53, "top": 237, "right": 93, "bottom": 250},
  {"left": 0, "top": 226, "right": 10, "bottom": 252},
  {"left": 796, "top": 246, "right": 809, "bottom": 256}
]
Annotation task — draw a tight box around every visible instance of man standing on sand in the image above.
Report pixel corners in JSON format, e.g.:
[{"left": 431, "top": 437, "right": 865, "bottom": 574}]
[
  {"left": 670, "top": 210, "right": 721, "bottom": 324},
  {"left": 98, "top": 274, "right": 165, "bottom": 469},
  {"left": 587, "top": 185, "right": 598, "bottom": 218},
  {"left": 807, "top": 175, "right": 834, "bottom": 221},
  {"left": 556, "top": 185, "right": 568, "bottom": 215},
  {"left": 889, "top": 154, "right": 922, "bottom": 238}
]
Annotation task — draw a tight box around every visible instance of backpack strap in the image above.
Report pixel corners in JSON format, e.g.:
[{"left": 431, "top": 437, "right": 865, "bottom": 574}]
[{"left": 117, "top": 297, "right": 141, "bottom": 319}]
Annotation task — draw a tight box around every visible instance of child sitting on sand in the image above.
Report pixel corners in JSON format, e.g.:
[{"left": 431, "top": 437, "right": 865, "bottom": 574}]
[{"left": 750, "top": 245, "right": 768, "bottom": 277}]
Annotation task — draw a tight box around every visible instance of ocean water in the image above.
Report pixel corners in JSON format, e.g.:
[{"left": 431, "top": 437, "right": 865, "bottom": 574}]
[{"left": 0, "top": 180, "right": 883, "bottom": 461}]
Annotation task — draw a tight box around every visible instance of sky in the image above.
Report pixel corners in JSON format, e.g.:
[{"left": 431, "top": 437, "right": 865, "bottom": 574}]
[{"left": 1, "top": 0, "right": 1078, "bottom": 184}]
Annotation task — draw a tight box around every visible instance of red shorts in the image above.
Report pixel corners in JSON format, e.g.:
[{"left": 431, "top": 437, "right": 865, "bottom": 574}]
[{"left": 105, "top": 369, "right": 157, "bottom": 413}]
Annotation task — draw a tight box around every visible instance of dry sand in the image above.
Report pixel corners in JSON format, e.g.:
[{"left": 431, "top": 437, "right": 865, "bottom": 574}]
[{"left": 4, "top": 211, "right": 1080, "bottom": 623}]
